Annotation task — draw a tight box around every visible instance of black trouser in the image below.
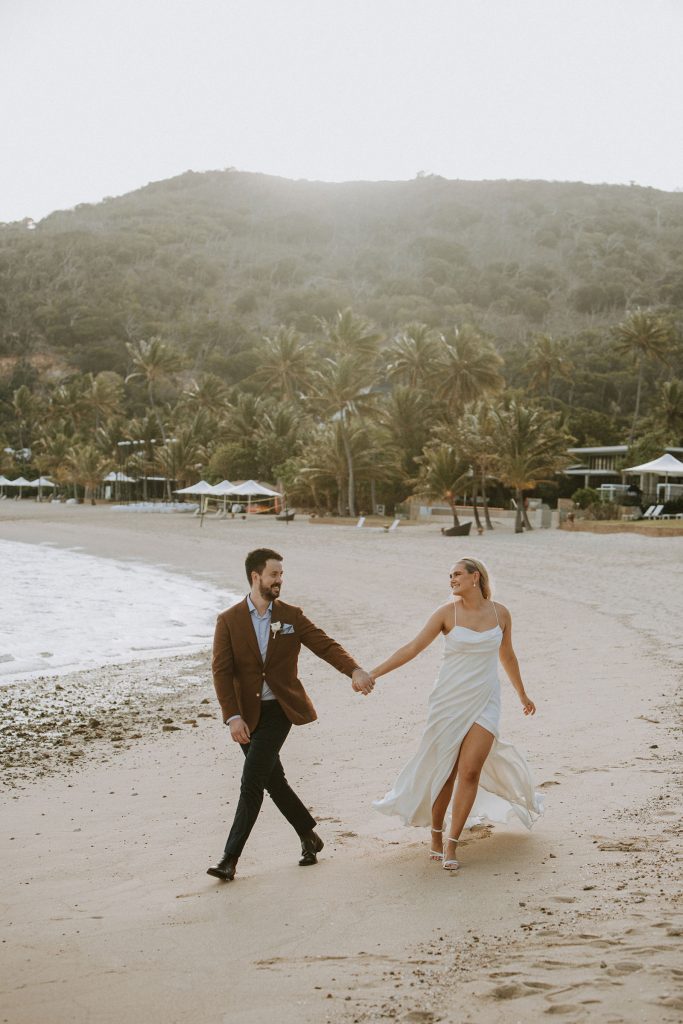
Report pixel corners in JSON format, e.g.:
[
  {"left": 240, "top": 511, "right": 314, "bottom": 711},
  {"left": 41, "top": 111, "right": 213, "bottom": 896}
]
[{"left": 223, "top": 701, "right": 316, "bottom": 859}]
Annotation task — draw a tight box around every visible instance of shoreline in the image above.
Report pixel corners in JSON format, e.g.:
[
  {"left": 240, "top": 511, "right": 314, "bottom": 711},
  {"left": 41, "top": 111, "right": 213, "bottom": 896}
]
[{"left": 1, "top": 505, "right": 681, "bottom": 1023}]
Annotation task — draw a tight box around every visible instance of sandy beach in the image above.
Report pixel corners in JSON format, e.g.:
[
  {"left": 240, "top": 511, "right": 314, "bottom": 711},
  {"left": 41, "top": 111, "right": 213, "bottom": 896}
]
[{"left": 1, "top": 504, "right": 681, "bottom": 1024}]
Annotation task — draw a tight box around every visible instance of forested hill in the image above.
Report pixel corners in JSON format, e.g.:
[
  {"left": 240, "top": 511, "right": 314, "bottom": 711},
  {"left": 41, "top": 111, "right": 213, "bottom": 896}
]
[{"left": 2, "top": 169, "right": 683, "bottom": 386}]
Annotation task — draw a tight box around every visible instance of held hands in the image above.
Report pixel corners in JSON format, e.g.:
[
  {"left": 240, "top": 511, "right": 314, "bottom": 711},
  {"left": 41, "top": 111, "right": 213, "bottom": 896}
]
[
  {"left": 352, "top": 668, "right": 375, "bottom": 696},
  {"left": 521, "top": 694, "right": 536, "bottom": 716},
  {"left": 228, "top": 717, "right": 251, "bottom": 743}
]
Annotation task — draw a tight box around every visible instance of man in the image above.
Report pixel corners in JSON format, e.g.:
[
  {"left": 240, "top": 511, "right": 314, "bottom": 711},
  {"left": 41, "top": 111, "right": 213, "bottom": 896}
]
[{"left": 207, "top": 547, "right": 374, "bottom": 881}]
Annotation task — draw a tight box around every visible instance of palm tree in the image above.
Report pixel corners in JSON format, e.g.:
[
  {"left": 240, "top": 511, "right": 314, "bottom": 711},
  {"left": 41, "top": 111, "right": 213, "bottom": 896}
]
[
  {"left": 318, "top": 309, "right": 382, "bottom": 361},
  {"left": 450, "top": 402, "right": 499, "bottom": 530},
  {"left": 414, "top": 443, "right": 471, "bottom": 528},
  {"left": 527, "top": 334, "right": 572, "bottom": 407},
  {"left": 491, "top": 401, "right": 573, "bottom": 533},
  {"left": 250, "top": 326, "right": 314, "bottom": 400},
  {"left": 66, "top": 444, "right": 112, "bottom": 504},
  {"left": 612, "top": 311, "right": 673, "bottom": 442},
  {"left": 78, "top": 372, "right": 125, "bottom": 429},
  {"left": 125, "top": 337, "right": 182, "bottom": 498},
  {"left": 182, "top": 373, "right": 230, "bottom": 414},
  {"left": 154, "top": 429, "right": 205, "bottom": 491},
  {"left": 384, "top": 324, "right": 441, "bottom": 389},
  {"left": 434, "top": 325, "right": 504, "bottom": 413},
  {"left": 293, "top": 420, "right": 396, "bottom": 515},
  {"left": 125, "top": 336, "right": 182, "bottom": 444},
  {"left": 308, "top": 355, "right": 379, "bottom": 516},
  {"left": 11, "top": 385, "right": 35, "bottom": 451},
  {"left": 377, "top": 385, "right": 438, "bottom": 479},
  {"left": 655, "top": 379, "right": 683, "bottom": 440}
]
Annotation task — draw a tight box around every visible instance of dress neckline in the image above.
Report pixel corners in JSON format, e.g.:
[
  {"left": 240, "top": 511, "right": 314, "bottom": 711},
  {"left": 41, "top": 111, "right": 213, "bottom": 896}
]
[
  {"left": 455, "top": 624, "right": 501, "bottom": 635},
  {"left": 451, "top": 597, "right": 501, "bottom": 635}
]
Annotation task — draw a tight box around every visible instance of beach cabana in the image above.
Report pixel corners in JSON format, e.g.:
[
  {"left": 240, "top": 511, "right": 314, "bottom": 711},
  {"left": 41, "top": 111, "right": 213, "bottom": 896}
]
[
  {"left": 5, "top": 476, "right": 32, "bottom": 498},
  {"left": 226, "top": 479, "right": 282, "bottom": 514},
  {"left": 622, "top": 453, "right": 683, "bottom": 503},
  {"left": 174, "top": 480, "right": 214, "bottom": 495},
  {"left": 206, "top": 480, "right": 236, "bottom": 517},
  {"left": 28, "top": 476, "right": 56, "bottom": 501}
]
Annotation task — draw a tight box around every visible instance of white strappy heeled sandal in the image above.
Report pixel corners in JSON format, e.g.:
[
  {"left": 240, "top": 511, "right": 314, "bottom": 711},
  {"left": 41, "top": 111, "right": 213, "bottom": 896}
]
[
  {"left": 443, "top": 837, "right": 460, "bottom": 871},
  {"left": 429, "top": 827, "right": 444, "bottom": 861}
]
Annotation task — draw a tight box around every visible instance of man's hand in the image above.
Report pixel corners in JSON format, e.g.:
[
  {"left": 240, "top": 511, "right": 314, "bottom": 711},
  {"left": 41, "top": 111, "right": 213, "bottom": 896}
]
[
  {"left": 229, "top": 717, "right": 251, "bottom": 744},
  {"left": 352, "top": 668, "right": 375, "bottom": 696}
]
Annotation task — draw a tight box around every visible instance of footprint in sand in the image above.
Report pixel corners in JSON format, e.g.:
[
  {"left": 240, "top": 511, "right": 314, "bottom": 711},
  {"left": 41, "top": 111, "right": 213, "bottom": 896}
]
[
  {"left": 544, "top": 1004, "right": 583, "bottom": 1015},
  {"left": 605, "top": 960, "right": 642, "bottom": 976}
]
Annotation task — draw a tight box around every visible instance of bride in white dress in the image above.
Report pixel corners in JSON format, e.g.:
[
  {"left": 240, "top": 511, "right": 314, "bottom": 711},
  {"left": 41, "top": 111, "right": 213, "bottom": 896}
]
[{"left": 371, "top": 557, "right": 543, "bottom": 871}]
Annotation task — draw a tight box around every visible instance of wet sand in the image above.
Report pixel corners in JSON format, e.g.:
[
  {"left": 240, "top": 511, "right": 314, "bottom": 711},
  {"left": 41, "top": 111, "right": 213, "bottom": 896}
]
[{"left": 1, "top": 504, "right": 681, "bottom": 1023}]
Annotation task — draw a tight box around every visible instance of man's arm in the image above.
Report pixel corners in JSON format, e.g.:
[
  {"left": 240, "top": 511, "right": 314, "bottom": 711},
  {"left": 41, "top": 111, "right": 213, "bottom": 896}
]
[
  {"left": 296, "top": 610, "right": 374, "bottom": 694},
  {"left": 212, "top": 616, "right": 240, "bottom": 723}
]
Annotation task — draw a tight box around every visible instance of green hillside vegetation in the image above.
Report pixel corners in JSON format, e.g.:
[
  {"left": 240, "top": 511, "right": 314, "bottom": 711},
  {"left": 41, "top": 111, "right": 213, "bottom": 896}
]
[{"left": 1, "top": 170, "right": 682, "bottom": 520}]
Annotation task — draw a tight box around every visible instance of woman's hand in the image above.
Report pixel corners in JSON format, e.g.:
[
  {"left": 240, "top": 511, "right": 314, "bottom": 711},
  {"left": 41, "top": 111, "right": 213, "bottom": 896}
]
[{"left": 520, "top": 694, "right": 536, "bottom": 716}]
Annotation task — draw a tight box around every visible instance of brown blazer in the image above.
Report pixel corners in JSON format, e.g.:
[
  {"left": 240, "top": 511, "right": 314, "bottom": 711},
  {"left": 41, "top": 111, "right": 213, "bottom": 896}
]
[{"left": 211, "top": 597, "right": 360, "bottom": 730}]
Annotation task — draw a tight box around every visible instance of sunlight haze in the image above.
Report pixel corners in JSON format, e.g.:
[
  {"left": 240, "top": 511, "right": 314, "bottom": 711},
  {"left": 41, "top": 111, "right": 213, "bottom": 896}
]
[{"left": 2, "top": 0, "right": 681, "bottom": 221}]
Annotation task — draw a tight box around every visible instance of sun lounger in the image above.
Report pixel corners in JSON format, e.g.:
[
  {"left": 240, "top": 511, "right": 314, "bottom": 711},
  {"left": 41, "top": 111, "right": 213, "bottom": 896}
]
[
  {"left": 383, "top": 518, "right": 400, "bottom": 532},
  {"left": 641, "top": 504, "right": 662, "bottom": 519},
  {"left": 356, "top": 516, "right": 366, "bottom": 528}
]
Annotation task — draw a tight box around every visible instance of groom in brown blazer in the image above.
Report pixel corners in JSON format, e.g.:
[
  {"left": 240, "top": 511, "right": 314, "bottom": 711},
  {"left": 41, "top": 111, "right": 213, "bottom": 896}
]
[{"left": 207, "top": 547, "right": 374, "bottom": 881}]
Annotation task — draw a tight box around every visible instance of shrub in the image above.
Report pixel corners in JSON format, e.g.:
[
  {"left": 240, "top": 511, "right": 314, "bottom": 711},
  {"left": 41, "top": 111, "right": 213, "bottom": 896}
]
[{"left": 571, "top": 486, "right": 600, "bottom": 509}]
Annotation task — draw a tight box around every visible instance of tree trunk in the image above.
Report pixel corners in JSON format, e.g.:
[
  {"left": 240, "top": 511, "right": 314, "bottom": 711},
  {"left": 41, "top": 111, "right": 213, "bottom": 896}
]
[
  {"left": 522, "top": 493, "right": 533, "bottom": 530},
  {"left": 472, "top": 483, "right": 482, "bottom": 531},
  {"left": 629, "top": 360, "right": 644, "bottom": 443},
  {"left": 482, "top": 471, "right": 494, "bottom": 530},
  {"left": 514, "top": 488, "right": 524, "bottom": 533},
  {"left": 340, "top": 423, "right": 356, "bottom": 517},
  {"left": 450, "top": 497, "right": 461, "bottom": 527}
]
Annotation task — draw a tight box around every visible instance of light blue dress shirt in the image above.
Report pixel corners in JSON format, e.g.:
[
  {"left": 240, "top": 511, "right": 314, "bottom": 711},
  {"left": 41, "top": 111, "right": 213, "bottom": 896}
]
[
  {"left": 246, "top": 595, "right": 276, "bottom": 702},
  {"left": 226, "top": 596, "right": 277, "bottom": 725}
]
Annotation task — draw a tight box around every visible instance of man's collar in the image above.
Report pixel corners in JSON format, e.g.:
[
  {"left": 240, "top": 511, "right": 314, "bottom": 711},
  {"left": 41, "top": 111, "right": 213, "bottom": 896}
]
[{"left": 246, "top": 595, "right": 273, "bottom": 615}]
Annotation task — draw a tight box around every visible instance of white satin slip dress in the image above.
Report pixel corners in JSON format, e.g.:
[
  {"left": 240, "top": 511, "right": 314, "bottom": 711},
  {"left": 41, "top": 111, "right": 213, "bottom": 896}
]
[{"left": 373, "top": 602, "right": 543, "bottom": 829}]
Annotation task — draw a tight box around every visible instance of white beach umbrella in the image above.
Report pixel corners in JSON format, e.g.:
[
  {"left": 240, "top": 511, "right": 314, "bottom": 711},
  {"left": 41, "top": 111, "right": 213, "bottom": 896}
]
[
  {"left": 174, "top": 480, "right": 214, "bottom": 494},
  {"left": 6, "top": 476, "right": 32, "bottom": 487},
  {"left": 622, "top": 453, "right": 683, "bottom": 475},
  {"left": 103, "top": 471, "right": 136, "bottom": 483},
  {"left": 206, "top": 479, "right": 236, "bottom": 514},
  {"left": 226, "top": 479, "right": 282, "bottom": 514},
  {"left": 228, "top": 479, "right": 282, "bottom": 497},
  {"left": 28, "top": 477, "right": 56, "bottom": 487}
]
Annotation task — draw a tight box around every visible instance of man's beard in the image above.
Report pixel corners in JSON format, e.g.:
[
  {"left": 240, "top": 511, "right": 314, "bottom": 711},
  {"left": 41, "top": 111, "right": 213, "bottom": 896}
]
[{"left": 260, "top": 582, "right": 281, "bottom": 601}]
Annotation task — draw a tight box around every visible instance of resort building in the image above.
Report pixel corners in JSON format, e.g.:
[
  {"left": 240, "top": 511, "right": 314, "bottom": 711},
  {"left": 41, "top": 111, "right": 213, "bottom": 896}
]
[{"left": 566, "top": 445, "right": 683, "bottom": 502}]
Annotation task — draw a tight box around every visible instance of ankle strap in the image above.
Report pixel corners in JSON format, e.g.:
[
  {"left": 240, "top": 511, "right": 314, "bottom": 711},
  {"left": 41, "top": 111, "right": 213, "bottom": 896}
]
[{"left": 431, "top": 827, "right": 443, "bottom": 832}]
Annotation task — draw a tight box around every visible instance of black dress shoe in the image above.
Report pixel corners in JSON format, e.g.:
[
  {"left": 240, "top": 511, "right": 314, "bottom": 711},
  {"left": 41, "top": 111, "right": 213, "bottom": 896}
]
[
  {"left": 299, "top": 830, "right": 324, "bottom": 866},
  {"left": 207, "top": 854, "right": 238, "bottom": 881}
]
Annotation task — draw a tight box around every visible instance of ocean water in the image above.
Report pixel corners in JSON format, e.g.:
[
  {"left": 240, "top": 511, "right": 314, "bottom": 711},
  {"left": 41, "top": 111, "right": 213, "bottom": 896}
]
[{"left": 0, "top": 539, "right": 239, "bottom": 682}]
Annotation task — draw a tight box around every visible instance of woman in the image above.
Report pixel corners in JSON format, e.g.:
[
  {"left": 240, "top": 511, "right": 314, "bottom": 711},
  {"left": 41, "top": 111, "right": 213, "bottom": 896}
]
[{"left": 371, "top": 557, "right": 543, "bottom": 871}]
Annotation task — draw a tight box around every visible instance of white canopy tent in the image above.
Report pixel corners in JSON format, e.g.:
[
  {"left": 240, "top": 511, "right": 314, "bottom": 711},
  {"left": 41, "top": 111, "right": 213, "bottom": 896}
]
[
  {"left": 28, "top": 477, "right": 56, "bottom": 487},
  {"left": 623, "top": 452, "right": 683, "bottom": 504},
  {"left": 174, "top": 480, "right": 214, "bottom": 495},
  {"left": 206, "top": 479, "right": 236, "bottom": 516},
  {"left": 103, "top": 471, "right": 136, "bottom": 483},
  {"left": 224, "top": 479, "right": 283, "bottom": 514},
  {"left": 622, "top": 453, "right": 683, "bottom": 475}
]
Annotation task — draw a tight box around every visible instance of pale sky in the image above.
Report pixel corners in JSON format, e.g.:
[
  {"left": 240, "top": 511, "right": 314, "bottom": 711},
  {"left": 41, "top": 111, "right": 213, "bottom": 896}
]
[{"left": 2, "top": 0, "right": 681, "bottom": 223}]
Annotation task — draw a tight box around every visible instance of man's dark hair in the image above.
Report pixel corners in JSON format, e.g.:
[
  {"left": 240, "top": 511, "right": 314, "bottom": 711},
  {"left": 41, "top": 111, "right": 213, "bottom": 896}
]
[{"left": 245, "top": 548, "right": 283, "bottom": 583}]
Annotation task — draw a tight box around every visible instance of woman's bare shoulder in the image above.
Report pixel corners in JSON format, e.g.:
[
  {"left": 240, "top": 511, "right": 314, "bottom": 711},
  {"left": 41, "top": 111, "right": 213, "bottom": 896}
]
[{"left": 493, "top": 601, "right": 511, "bottom": 623}]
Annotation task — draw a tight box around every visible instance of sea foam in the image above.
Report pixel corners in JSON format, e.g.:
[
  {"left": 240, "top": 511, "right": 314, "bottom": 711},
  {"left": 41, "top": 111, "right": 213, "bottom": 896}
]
[{"left": 0, "top": 539, "right": 239, "bottom": 682}]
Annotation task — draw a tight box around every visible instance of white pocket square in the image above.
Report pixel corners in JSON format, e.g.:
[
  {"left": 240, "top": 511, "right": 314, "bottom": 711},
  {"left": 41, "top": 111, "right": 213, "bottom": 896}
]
[{"left": 280, "top": 624, "right": 295, "bottom": 634}]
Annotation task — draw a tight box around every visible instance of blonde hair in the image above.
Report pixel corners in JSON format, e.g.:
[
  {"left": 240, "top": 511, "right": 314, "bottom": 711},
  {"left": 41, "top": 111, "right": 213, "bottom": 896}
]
[{"left": 457, "top": 557, "right": 492, "bottom": 600}]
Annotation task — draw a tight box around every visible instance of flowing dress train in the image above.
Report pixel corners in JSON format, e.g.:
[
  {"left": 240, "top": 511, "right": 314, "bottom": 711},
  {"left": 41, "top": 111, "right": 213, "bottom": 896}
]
[{"left": 373, "top": 611, "right": 544, "bottom": 830}]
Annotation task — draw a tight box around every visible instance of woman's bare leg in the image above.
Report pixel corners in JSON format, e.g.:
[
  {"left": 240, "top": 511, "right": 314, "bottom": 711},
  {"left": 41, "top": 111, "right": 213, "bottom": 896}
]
[
  {"left": 444, "top": 724, "right": 494, "bottom": 863},
  {"left": 430, "top": 755, "right": 459, "bottom": 853}
]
